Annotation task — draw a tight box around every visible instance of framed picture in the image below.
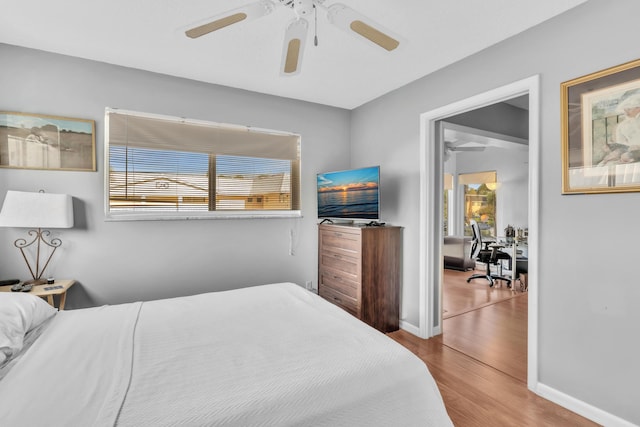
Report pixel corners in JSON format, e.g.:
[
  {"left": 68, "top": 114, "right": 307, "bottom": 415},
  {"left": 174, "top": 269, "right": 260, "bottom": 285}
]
[
  {"left": 561, "top": 58, "right": 640, "bottom": 194},
  {"left": 0, "top": 111, "right": 95, "bottom": 171}
]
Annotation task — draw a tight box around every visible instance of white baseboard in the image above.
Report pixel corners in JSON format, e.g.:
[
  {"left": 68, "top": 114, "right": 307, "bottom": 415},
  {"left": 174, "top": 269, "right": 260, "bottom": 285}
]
[
  {"left": 399, "top": 320, "right": 421, "bottom": 336},
  {"left": 400, "top": 320, "right": 441, "bottom": 338},
  {"left": 536, "top": 383, "right": 637, "bottom": 427}
]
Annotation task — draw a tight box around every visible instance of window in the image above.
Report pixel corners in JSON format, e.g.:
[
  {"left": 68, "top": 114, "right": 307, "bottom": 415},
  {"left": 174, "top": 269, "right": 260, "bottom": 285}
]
[
  {"left": 105, "top": 109, "right": 301, "bottom": 220},
  {"left": 458, "top": 171, "right": 497, "bottom": 237},
  {"left": 443, "top": 173, "right": 452, "bottom": 236}
]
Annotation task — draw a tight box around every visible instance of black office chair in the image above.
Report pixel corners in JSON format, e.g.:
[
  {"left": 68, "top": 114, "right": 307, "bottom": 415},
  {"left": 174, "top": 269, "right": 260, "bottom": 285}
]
[{"left": 466, "top": 220, "right": 512, "bottom": 287}]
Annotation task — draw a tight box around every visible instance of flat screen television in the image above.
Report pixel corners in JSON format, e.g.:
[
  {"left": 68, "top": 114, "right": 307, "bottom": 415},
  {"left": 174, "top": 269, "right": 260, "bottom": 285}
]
[{"left": 317, "top": 165, "right": 380, "bottom": 221}]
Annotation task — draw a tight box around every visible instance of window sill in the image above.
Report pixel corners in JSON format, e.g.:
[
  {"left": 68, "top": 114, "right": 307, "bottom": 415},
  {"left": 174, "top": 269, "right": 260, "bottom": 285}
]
[{"left": 104, "top": 210, "right": 302, "bottom": 221}]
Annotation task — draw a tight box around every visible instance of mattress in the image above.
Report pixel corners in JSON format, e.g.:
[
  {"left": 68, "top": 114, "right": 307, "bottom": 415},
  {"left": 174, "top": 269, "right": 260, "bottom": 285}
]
[{"left": 0, "top": 282, "right": 452, "bottom": 426}]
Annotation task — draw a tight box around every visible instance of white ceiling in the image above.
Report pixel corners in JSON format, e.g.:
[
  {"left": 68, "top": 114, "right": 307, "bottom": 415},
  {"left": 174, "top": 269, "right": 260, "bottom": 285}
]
[
  {"left": 0, "top": 0, "right": 587, "bottom": 110},
  {"left": 444, "top": 122, "right": 529, "bottom": 151}
]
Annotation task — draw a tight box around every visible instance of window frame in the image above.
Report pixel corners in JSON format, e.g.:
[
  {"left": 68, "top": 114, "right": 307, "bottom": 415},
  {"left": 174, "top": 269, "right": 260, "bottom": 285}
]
[
  {"left": 459, "top": 170, "right": 497, "bottom": 237},
  {"left": 104, "top": 108, "right": 302, "bottom": 221}
]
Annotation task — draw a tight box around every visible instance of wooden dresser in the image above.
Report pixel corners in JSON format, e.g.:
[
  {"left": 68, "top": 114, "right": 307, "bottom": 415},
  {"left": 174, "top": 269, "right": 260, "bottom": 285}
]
[{"left": 318, "top": 223, "right": 401, "bottom": 333}]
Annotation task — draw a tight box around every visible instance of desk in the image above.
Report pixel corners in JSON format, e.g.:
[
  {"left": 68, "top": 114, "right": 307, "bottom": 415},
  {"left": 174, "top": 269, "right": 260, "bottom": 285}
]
[
  {"left": 0, "top": 279, "right": 76, "bottom": 310},
  {"left": 501, "top": 242, "right": 528, "bottom": 289}
]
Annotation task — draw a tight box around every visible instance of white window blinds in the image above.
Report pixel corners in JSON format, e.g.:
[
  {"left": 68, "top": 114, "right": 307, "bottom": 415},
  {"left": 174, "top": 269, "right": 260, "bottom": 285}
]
[{"left": 105, "top": 109, "right": 301, "bottom": 220}]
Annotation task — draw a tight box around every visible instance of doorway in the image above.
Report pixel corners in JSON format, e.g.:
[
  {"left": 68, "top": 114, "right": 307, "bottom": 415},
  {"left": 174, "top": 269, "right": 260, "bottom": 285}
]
[
  {"left": 418, "top": 75, "right": 540, "bottom": 389},
  {"left": 441, "top": 120, "right": 529, "bottom": 382}
]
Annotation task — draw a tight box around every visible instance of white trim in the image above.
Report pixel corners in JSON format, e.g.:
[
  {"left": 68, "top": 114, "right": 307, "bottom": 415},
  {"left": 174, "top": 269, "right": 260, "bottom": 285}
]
[
  {"left": 418, "top": 117, "right": 441, "bottom": 338},
  {"left": 400, "top": 320, "right": 441, "bottom": 337},
  {"left": 443, "top": 121, "right": 529, "bottom": 147},
  {"left": 104, "top": 111, "right": 112, "bottom": 215},
  {"left": 536, "top": 383, "right": 637, "bottom": 427},
  {"left": 526, "top": 78, "right": 540, "bottom": 389},
  {"left": 399, "top": 320, "right": 420, "bottom": 336},
  {"left": 105, "top": 211, "right": 303, "bottom": 221},
  {"left": 418, "top": 76, "right": 540, "bottom": 394}
]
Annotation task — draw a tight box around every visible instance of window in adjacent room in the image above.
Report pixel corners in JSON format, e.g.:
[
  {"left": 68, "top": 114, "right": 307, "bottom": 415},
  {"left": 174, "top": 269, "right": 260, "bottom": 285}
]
[
  {"left": 105, "top": 108, "right": 301, "bottom": 220},
  {"left": 443, "top": 173, "right": 452, "bottom": 236},
  {"left": 459, "top": 171, "right": 497, "bottom": 237}
]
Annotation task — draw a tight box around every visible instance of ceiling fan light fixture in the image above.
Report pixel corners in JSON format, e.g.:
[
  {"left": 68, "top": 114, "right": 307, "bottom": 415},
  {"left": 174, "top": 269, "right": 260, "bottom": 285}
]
[
  {"left": 184, "top": 0, "right": 275, "bottom": 39},
  {"left": 280, "top": 18, "right": 308, "bottom": 76},
  {"left": 326, "top": 3, "right": 401, "bottom": 51}
]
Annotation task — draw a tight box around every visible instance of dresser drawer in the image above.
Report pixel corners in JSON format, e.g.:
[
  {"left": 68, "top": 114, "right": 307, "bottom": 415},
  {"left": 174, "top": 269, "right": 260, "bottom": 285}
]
[
  {"left": 320, "top": 229, "right": 361, "bottom": 254},
  {"left": 319, "top": 268, "right": 360, "bottom": 300},
  {"left": 319, "top": 285, "right": 360, "bottom": 317},
  {"left": 319, "top": 249, "right": 360, "bottom": 277}
]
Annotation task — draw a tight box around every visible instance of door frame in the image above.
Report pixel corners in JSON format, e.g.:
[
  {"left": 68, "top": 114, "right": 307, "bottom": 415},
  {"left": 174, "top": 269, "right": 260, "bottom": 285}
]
[{"left": 417, "top": 75, "right": 540, "bottom": 390}]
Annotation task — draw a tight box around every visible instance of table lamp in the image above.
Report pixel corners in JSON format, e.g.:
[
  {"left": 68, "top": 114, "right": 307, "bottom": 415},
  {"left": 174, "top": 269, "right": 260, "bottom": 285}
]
[{"left": 0, "top": 190, "right": 74, "bottom": 285}]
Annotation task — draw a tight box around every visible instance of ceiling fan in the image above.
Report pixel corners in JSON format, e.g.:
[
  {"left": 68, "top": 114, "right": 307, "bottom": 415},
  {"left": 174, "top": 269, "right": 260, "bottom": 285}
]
[
  {"left": 443, "top": 140, "right": 486, "bottom": 161},
  {"left": 183, "top": 0, "right": 402, "bottom": 76}
]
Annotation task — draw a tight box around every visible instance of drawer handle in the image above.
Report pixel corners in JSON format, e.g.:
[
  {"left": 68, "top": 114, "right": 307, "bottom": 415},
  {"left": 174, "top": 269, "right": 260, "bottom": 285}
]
[
  {"left": 334, "top": 233, "right": 343, "bottom": 237},
  {"left": 333, "top": 275, "right": 342, "bottom": 281},
  {"left": 332, "top": 296, "right": 342, "bottom": 303},
  {"left": 333, "top": 254, "right": 342, "bottom": 259}
]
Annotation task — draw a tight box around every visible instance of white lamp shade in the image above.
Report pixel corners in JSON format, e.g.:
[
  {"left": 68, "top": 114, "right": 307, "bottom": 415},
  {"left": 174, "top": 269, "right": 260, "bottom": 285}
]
[{"left": 0, "top": 191, "right": 74, "bottom": 228}]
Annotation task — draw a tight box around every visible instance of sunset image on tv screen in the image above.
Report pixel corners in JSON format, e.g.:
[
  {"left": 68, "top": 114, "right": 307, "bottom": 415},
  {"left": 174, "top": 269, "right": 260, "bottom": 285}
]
[{"left": 317, "top": 166, "right": 379, "bottom": 219}]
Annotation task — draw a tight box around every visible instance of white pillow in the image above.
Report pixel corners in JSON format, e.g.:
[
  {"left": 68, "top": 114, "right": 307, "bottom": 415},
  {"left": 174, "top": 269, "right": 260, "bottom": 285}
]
[{"left": 0, "top": 293, "right": 57, "bottom": 364}]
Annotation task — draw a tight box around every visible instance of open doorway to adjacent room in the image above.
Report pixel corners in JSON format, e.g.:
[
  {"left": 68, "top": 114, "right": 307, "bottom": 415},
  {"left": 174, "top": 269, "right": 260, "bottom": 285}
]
[
  {"left": 418, "top": 76, "right": 539, "bottom": 388},
  {"left": 440, "top": 113, "right": 529, "bottom": 383}
]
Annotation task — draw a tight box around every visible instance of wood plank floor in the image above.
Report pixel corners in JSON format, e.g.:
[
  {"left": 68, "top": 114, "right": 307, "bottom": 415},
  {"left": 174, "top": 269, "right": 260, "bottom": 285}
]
[
  {"left": 442, "top": 268, "right": 522, "bottom": 319},
  {"left": 444, "top": 293, "right": 528, "bottom": 383},
  {"left": 389, "top": 330, "right": 599, "bottom": 426},
  {"left": 388, "top": 268, "right": 599, "bottom": 426}
]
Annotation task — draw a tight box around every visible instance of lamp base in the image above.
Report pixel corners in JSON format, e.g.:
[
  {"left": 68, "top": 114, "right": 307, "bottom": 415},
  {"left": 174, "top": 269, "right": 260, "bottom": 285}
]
[{"left": 23, "top": 278, "right": 47, "bottom": 286}]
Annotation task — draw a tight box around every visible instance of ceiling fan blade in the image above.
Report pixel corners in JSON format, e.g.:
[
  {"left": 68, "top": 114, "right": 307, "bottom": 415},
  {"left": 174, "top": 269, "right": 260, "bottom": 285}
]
[
  {"left": 446, "top": 140, "right": 486, "bottom": 152},
  {"left": 456, "top": 147, "right": 486, "bottom": 152},
  {"left": 326, "top": 3, "right": 401, "bottom": 51},
  {"left": 184, "top": 0, "right": 274, "bottom": 39},
  {"left": 445, "top": 140, "right": 463, "bottom": 149},
  {"left": 281, "top": 18, "right": 308, "bottom": 76}
]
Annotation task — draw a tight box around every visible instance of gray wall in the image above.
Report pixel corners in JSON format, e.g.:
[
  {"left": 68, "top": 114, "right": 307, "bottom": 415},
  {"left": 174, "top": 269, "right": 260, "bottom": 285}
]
[
  {"left": 0, "top": 43, "right": 351, "bottom": 307},
  {"left": 350, "top": 0, "right": 639, "bottom": 424},
  {"left": 447, "top": 102, "right": 529, "bottom": 140}
]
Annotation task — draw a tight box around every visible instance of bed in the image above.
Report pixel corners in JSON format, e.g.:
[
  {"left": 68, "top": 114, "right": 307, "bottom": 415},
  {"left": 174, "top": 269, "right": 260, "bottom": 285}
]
[{"left": 0, "top": 282, "right": 452, "bottom": 426}]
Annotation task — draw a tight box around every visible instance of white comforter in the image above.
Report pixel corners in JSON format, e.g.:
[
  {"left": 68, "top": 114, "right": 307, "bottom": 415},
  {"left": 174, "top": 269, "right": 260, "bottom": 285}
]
[{"left": 0, "top": 282, "right": 452, "bottom": 426}]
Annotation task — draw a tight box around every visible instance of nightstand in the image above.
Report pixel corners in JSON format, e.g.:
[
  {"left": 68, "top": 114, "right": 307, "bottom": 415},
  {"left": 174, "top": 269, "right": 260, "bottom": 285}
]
[{"left": 0, "top": 279, "right": 76, "bottom": 310}]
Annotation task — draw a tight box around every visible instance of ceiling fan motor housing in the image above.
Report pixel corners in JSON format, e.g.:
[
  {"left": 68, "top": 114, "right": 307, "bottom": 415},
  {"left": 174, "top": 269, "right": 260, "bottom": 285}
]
[{"left": 278, "top": 0, "right": 315, "bottom": 17}]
